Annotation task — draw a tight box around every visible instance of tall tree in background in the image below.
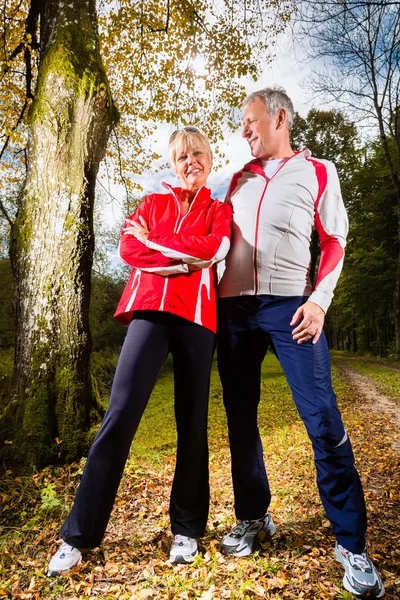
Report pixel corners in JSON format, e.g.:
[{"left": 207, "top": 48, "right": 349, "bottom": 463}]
[
  {"left": 294, "top": 0, "right": 400, "bottom": 355},
  {"left": 332, "top": 139, "right": 398, "bottom": 355},
  {"left": 291, "top": 109, "right": 399, "bottom": 355},
  {"left": 0, "top": 0, "right": 294, "bottom": 467}
]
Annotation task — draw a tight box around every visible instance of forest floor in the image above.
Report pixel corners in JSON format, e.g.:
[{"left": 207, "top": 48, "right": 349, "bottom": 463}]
[{"left": 1, "top": 353, "right": 399, "bottom": 600}]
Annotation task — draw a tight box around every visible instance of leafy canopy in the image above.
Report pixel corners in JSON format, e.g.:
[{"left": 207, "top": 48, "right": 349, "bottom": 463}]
[{"left": 0, "top": 0, "right": 294, "bottom": 203}]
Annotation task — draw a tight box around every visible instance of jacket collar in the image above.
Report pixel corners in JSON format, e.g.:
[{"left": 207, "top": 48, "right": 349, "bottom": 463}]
[
  {"left": 162, "top": 182, "right": 212, "bottom": 204},
  {"left": 242, "top": 149, "right": 311, "bottom": 177}
]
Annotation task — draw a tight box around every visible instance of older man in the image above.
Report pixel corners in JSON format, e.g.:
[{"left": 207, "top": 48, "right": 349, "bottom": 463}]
[{"left": 217, "top": 87, "right": 384, "bottom": 598}]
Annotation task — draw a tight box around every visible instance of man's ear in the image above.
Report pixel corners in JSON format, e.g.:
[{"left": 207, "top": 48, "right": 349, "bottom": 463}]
[{"left": 276, "top": 108, "right": 287, "bottom": 129}]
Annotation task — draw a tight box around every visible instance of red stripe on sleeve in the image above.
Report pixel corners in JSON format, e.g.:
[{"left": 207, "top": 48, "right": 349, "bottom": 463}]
[{"left": 306, "top": 157, "right": 344, "bottom": 289}]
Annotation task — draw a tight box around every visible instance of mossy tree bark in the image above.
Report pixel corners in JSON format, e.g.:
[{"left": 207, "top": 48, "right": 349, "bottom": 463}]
[{"left": 2, "top": 0, "right": 118, "bottom": 467}]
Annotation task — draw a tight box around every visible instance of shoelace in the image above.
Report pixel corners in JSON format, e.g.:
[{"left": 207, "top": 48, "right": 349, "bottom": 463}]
[
  {"left": 58, "top": 542, "right": 75, "bottom": 557},
  {"left": 175, "top": 535, "right": 191, "bottom": 546},
  {"left": 346, "top": 550, "right": 373, "bottom": 573},
  {"left": 231, "top": 519, "right": 260, "bottom": 537}
]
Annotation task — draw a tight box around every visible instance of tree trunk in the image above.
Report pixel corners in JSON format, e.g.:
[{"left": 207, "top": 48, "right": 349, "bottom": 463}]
[
  {"left": 1, "top": 0, "right": 118, "bottom": 467},
  {"left": 352, "top": 328, "right": 357, "bottom": 353},
  {"left": 332, "top": 324, "right": 338, "bottom": 350},
  {"left": 394, "top": 259, "right": 400, "bottom": 358},
  {"left": 366, "top": 320, "right": 373, "bottom": 352},
  {"left": 345, "top": 329, "right": 351, "bottom": 352},
  {"left": 375, "top": 316, "right": 382, "bottom": 357}
]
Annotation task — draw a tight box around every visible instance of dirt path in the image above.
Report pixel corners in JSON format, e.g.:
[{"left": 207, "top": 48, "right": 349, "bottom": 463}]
[
  {"left": 342, "top": 355, "right": 400, "bottom": 372},
  {"left": 335, "top": 360, "right": 400, "bottom": 453}
]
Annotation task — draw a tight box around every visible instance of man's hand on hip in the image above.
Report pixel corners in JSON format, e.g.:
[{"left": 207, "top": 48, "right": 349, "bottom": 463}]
[{"left": 290, "top": 301, "right": 325, "bottom": 345}]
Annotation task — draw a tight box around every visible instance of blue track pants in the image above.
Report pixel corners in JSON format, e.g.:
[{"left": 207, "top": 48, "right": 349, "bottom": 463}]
[
  {"left": 61, "top": 311, "right": 215, "bottom": 548},
  {"left": 217, "top": 295, "right": 367, "bottom": 553}
]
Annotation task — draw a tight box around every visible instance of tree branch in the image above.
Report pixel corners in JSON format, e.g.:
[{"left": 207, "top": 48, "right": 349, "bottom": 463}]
[
  {"left": 2, "top": 41, "right": 25, "bottom": 76},
  {"left": 0, "top": 196, "right": 13, "bottom": 227},
  {"left": 24, "top": 45, "right": 33, "bottom": 98},
  {"left": 0, "top": 98, "right": 28, "bottom": 161},
  {"left": 96, "top": 176, "right": 123, "bottom": 206},
  {"left": 1, "top": 0, "right": 41, "bottom": 79},
  {"left": 112, "top": 126, "right": 134, "bottom": 213},
  {"left": 147, "top": 0, "right": 170, "bottom": 33}
]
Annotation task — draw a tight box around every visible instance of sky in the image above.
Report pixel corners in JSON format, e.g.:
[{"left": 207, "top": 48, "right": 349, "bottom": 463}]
[{"left": 98, "top": 30, "right": 328, "bottom": 261}]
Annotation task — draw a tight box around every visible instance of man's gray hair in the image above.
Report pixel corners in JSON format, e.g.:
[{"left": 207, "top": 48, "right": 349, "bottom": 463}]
[{"left": 244, "top": 87, "right": 294, "bottom": 131}]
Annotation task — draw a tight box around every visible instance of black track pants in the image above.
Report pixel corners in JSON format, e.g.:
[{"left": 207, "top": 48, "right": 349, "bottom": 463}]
[{"left": 61, "top": 311, "right": 215, "bottom": 548}]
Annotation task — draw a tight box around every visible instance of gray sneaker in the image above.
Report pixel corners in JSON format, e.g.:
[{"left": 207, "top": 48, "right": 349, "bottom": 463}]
[
  {"left": 335, "top": 543, "right": 385, "bottom": 598},
  {"left": 47, "top": 542, "right": 82, "bottom": 576},
  {"left": 221, "top": 512, "right": 276, "bottom": 557},
  {"left": 169, "top": 535, "right": 198, "bottom": 564}
]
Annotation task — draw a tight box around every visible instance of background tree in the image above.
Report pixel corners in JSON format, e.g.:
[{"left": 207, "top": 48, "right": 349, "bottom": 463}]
[
  {"left": 291, "top": 109, "right": 399, "bottom": 356},
  {"left": 332, "top": 138, "right": 398, "bottom": 355},
  {"left": 293, "top": 0, "right": 400, "bottom": 355},
  {"left": 0, "top": 0, "right": 294, "bottom": 467}
]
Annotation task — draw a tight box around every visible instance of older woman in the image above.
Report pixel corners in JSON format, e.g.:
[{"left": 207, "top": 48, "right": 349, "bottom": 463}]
[{"left": 48, "top": 127, "right": 233, "bottom": 575}]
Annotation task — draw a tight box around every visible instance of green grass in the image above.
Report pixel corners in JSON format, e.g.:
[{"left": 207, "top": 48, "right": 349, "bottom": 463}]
[{"left": 130, "top": 352, "right": 299, "bottom": 463}]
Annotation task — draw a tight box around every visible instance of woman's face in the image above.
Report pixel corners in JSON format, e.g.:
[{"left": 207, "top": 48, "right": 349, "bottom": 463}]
[{"left": 174, "top": 146, "right": 212, "bottom": 192}]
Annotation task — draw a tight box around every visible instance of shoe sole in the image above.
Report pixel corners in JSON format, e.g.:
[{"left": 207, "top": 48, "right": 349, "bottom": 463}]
[
  {"left": 47, "top": 558, "right": 82, "bottom": 578},
  {"left": 343, "top": 575, "right": 385, "bottom": 599},
  {"left": 170, "top": 550, "right": 199, "bottom": 564},
  {"left": 222, "top": 544, "right": 253, "bottom": 557}
]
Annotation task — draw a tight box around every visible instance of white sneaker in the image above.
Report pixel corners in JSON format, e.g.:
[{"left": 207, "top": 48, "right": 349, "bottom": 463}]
[
  {"left": 335, "top": 543, "right": 385, "bottom": 598},
  {"left": 221, "top": 512, "right": 276, "bottom": 557},
  {"left": 169, "top": 535, "right": 198, "bottom": 564},
  {"left": 47, "top": 542, "right": 82, "bottom": 576}
]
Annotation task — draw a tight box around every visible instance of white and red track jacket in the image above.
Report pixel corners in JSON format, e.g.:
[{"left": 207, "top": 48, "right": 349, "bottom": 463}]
[
  {"left": 219, "top": 149, "right": 348, "bottom": 313},
  {"left": 115, "top": 183, "right": 233, "bottom": 333}
]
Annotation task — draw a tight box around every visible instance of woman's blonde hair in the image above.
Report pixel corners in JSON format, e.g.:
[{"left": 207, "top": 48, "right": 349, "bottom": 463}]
[{"left": 169, "top": 127, "right": 213, "bottom": 171}]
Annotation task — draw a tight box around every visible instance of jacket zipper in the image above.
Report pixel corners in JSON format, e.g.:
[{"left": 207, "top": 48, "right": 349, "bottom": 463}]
[
  {"left": 253, "top": 181, "right": 268, "bottom": 295},
  {"left": 164, "top": 185, "right": 202, "bottom": 233},
  {"left": 252, "top": 153, "right": 300, "bottom": 294},
  {"left": 175, "top": 187, "right": 202, "bottom": 233}
]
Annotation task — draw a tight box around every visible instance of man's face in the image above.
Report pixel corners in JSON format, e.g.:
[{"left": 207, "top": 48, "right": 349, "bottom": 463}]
[{"left": 241, "top": 97, "right": 280, "bottom": 160}]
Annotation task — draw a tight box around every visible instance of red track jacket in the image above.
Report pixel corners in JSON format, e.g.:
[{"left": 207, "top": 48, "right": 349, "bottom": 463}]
[{"left": 114, "top": 183, "right": 233, "bottom": 333}]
